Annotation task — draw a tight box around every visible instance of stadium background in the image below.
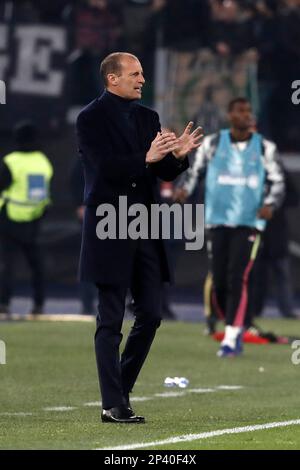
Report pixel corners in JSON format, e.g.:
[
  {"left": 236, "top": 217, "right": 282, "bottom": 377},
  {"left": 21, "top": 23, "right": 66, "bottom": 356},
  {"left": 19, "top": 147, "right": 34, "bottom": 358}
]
[{"left": 0, "top": 0, "right": 299, "bottom": 299}]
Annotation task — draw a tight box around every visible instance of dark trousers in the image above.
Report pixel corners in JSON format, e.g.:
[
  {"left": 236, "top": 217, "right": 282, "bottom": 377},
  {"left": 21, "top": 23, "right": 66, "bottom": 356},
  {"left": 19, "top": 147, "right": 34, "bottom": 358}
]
[
  {"left": 207, "top": 227, "right": 261, "bottom": 327},
  {"left": 95, "top": 238, "right": 163, "bottom": 409},
  {"left": 0, "top": 228, "right": 44, "bottom": 306},
  {"left": 251, "top": 255, "right": 295, "bottom": 318},
  {"left": 79, "top": 281, "right": 97, "bottom": 314}
]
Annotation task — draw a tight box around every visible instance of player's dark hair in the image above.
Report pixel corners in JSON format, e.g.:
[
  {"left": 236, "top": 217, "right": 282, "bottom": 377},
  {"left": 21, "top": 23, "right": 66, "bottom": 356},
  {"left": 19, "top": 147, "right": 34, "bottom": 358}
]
[{"left": 228, "top": 97, "right": 250, "bottom": 112}]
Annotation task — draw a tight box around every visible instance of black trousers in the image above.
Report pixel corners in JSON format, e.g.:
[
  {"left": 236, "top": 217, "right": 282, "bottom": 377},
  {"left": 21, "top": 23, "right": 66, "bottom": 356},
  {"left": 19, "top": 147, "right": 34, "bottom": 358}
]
[
  {"left": 0, "top": 219, "right": 44, "bottom": 306},
  {"left": 207, "top": 227, "right": 261, "bottom": 327},
  {"left": 95, "top": 238, "right": 163, "bottom": 409}
]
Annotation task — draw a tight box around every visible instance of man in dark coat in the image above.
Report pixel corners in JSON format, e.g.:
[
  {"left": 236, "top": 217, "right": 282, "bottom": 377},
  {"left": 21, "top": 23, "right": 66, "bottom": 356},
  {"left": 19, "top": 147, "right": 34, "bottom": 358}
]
[{"left": 76, "top": 52, "right": 202, "bottom": 423}]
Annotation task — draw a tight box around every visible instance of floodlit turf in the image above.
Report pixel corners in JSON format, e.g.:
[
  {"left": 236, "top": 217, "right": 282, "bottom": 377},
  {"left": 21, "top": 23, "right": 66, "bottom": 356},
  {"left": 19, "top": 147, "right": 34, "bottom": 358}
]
[{"left": 0, "top": 318, "right": 300, "bottom": 450}]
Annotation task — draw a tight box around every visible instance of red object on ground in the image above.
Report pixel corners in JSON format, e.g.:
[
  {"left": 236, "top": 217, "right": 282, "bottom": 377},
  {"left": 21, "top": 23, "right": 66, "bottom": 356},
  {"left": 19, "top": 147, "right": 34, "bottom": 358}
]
[{"left": 213, "top": 331, "right": 269, "bottom": 344}]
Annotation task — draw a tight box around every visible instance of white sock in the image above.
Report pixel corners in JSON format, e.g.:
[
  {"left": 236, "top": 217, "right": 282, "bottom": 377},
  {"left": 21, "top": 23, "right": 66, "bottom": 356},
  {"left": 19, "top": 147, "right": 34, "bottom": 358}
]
[{"left": 221, "top": 326, "right": 242, "bottom": 349}]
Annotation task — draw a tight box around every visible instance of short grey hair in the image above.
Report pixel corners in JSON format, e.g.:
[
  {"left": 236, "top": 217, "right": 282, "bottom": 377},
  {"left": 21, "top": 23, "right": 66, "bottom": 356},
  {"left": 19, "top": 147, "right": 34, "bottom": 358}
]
[{"left": 100, "top": 52, "right": 139, "bottom": 86}]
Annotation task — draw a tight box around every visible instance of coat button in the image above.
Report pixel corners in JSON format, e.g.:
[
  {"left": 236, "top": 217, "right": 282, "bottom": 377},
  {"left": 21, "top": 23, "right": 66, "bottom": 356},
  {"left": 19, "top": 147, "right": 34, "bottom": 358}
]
[{"left": 132, "top": 182, "right": 136, "bottom": 188}]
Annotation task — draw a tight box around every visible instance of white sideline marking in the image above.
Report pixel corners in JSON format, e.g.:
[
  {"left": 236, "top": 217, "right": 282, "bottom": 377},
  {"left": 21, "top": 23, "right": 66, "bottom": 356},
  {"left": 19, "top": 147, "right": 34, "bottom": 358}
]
[
  {"left": 9, "top": 313, "right": 94, "bottom": 323},
  {"left": 4, "top": 385, "right": 244, "bottom": 416},
  {"left": 83, "top": 397, "right": 152, "bottom": 407},
  {"left": 96, "top": 419, "right": 300, "bottom": 450},
  {"left": 131, "top": 397, "right": 152, "bottom": 402},
  {"left": 216, "top": 386, "right": 244, "bottom": 390},
  {"left": 84, "top": 386, "right": 243, "bottom": 407},
  {"left": 43, "top": 406, "right": 76, "bottom": 412},
  {"left": 83, "top": 401, "right": 102, "bottom": 407},
  {"left": 154, "top": 392, "right": 186, "bottom": 398}
]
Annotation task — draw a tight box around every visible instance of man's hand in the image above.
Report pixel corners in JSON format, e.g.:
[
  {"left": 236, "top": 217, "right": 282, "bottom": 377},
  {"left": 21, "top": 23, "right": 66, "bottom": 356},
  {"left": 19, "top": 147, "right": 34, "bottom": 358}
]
[
  {"left": 257, "top": 205, "right": 274, "bottom": 220},
  {"left": 172, "top": 122, "right": 204, "bottom": 160},
  {"left": 173, "top": 187, "right": 189, "bottom": 204},
  {"left": 146, "top": 131, "right": 178, "bottom": 164}
]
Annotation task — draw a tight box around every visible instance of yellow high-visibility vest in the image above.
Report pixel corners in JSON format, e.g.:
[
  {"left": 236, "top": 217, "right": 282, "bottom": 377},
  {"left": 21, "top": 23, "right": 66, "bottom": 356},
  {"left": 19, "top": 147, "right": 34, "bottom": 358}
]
[{"left": 0, "top": 151, "right": 53, "bottom": 222}]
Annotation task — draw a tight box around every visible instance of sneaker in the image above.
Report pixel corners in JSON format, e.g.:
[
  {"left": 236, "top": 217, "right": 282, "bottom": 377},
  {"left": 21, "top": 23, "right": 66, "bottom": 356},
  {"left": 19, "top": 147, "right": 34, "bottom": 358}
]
[
  {"left": 236, "top": 330, "right": 243, "bottom": 353},
  {"left": 217, "top": 344, "right": 242, "bottom": 357},
  {"left": 217, "top": 331, "right": 243, "bottom": 357}
]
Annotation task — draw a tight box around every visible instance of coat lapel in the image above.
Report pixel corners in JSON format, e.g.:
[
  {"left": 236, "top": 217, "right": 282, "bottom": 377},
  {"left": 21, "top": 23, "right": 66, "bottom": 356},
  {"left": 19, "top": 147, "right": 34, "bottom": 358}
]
[
  {"left": 132, "top": 105, "right": 148, "bottom": 151},
  {"left": 98, "top": 93, "right": 137, "bottom": 151}
]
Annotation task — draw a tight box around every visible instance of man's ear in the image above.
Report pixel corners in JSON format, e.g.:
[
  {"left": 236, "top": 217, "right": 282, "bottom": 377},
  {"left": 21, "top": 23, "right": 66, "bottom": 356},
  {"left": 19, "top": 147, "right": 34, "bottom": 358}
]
[{"left": 107, "top": 73, "right": 119, "bottom": 87}]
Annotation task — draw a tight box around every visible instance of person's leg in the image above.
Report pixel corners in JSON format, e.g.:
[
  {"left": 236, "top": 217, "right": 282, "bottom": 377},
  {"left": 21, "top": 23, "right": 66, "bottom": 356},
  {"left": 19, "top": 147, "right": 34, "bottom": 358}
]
[
  {"left": 121, "top": 239, "right": 163, "bottom": 399},
  {"left": 249, "top": 254, "right": 269, "bottom": 319},
  {"left": 226, "top": 228, "right": 261, "bottom": 327},
  {"left": 208, "top": 228, "right": 229, "bottom": 318},
  {"left": 79, "top": 281, "right": 97, "bottom": 314},
  {"left": 219, "top": 228, "right": 261, "bottom": 355},
  {"left": 244, "top": 244, "right": 266, "bottom": 327},
  {"left": 203, "top": 271, "right": 219, "bottom": 334},
  {"left": 0, "top": 233, "right": 16, "bottom": 310},
  {"left": 273, "top": 257, "right": 296, "bottom": 318},
  {"left": 161, "top": 283, "right": 176, "bottom": 319},
  {"left": 160, "top": 238, "right": 180, "bottom": 320},
  {"left": 23, "top": 240, "right": 45, "bottom": 310},
  {"left": 95, "top": 284, "right": 127, "bottom": 409}
]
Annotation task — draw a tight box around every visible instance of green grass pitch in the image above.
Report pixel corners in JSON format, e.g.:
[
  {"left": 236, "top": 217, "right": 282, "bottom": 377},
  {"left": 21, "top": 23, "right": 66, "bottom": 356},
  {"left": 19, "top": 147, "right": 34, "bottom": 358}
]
[{"left": 0, "top": 318, "right": 300, "bottom": 450}]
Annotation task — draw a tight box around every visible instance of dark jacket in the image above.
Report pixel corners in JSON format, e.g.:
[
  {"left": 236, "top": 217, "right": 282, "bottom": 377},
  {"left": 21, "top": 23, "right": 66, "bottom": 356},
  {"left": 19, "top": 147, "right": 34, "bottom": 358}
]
[{"left": 76, "top": 91, "right": 189, "bottom": 284}]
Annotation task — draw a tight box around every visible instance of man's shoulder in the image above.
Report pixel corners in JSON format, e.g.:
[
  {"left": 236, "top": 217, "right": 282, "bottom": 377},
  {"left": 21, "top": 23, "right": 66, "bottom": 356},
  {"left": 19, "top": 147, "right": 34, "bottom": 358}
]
[
  {"left": 260, "top": 135, "right": 276, "bottom": 149},
  {"left": 259, "top": 134, "right": 278, "bottom": 158},
  {"left": 203, "top": 132, "right": 219, "bottom": 149},
  {"left": 77, "top": 98, "right": 102, "bottom": 125},
  {"left": 135, "top": 103, "right": 159, "bottom": 119},
  {"left": 2, "top": 152, "right": 16, "bottom": 162}
]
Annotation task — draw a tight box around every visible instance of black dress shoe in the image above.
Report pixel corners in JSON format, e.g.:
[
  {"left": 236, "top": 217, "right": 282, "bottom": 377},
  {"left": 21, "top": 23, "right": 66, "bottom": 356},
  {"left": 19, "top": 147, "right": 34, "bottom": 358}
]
[{"left": 101, "top": 405, "right": 145, "bottom": 423}]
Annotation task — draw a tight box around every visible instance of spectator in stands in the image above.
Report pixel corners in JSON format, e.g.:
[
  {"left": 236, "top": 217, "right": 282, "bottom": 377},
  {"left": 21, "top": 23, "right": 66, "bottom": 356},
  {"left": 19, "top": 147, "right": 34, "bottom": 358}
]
[
  {"left": 68, "top": 0, "right": 124, "bottom": 105},
  {"left": 249, "top": 1, "right": 279, "bottom": 138},
  {"left": 9, "top": 1, "right": 40, "bottom": 22},
  {"left": 123, "top": 0, "right": 155, "bottom": 57},
  {"left": 37, "top": 0, "right": 71, "bottom": 22},
  {"left": 210, "top": 0, "right": 256, "bottom": 56},
  {"left": 127, "top": 0, "right": 152, "bottom": 4},
  {"left": 270, "top": 0, "right": 300, "bottom": 150},
  {"left": 73, "top": 0, "right": 124, "bottom": 54},
  {"left": 145, "top": 0, "right": 212, "bottom": 51}
]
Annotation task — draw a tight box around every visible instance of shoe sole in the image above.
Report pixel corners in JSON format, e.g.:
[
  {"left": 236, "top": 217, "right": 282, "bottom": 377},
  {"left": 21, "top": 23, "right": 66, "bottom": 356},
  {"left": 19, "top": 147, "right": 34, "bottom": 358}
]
[
  {"left": 217, "top": 352, "right": 241, "bottom": 358},
  {"left": 217, "top": 349, "right": 243, "bottom": 358},
  {"left": 101, "top": 416, "right": 145, "bottom": 424}
]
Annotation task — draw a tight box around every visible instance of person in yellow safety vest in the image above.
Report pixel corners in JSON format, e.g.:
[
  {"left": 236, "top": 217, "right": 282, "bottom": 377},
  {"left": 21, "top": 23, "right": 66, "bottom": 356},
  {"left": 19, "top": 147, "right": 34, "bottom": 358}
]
[{"left": 0, "top": 121, "right": 53, "bottom": 316}]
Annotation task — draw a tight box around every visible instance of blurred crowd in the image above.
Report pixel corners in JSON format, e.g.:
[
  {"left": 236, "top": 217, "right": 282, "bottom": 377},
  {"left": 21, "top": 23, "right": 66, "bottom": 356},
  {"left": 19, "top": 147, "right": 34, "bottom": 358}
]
[
  {"left": 2, "top": 0, "right": 300, "bottom": 54},
  {"left": 1, "top": 0, "right": 299, "bottom": 148}
]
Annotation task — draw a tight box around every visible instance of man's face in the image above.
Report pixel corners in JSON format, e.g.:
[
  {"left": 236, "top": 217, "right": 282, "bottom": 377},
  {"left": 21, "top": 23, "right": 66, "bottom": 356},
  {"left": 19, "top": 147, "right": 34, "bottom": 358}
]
[
  {"left": 109, "top": 57, "right": 145, "bottom": 100},
  {"left": 228, "top": 102, "right": 253, "bottom": 131}
]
